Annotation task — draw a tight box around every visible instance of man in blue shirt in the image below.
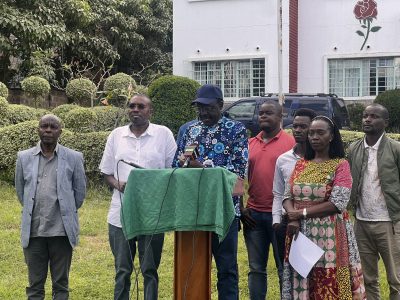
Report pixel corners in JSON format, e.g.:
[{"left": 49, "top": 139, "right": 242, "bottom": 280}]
[{"left": 174, "top": 84, "right": 248, "bottom": 299}]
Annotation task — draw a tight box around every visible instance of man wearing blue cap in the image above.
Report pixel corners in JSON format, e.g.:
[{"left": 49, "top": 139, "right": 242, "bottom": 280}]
[{"left": 173, "top": 84, "right": 248, "bottom": 299}]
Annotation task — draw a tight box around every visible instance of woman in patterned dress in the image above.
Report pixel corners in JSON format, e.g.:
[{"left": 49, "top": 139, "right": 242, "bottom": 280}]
[{"left": 281, "top": 116, "right": 366, "bottom": 300}]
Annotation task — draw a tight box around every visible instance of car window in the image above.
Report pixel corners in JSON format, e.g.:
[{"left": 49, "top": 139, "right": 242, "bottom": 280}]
[
  {"left": 332, "top": 100, "right": 342, "bottom": 116},
  {"left": 282, "top": 99, "right": 292, "bottom": 117},
  {"left": 334, "top": 99, "right": 349, "bottom": 116},
  {"left": 297, "top": 101, "right": 329, "bottom": 115},
  {"left": 225, "top": 101, "right": 256, "bottom": 120}
]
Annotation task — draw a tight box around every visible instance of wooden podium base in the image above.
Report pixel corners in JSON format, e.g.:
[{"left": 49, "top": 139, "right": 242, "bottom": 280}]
[{"left": 174, "top": 231, "right": 212, "bottom": 300}]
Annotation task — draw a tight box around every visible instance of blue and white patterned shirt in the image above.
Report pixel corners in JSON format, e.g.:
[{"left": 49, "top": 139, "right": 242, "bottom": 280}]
[{"left": 174, "top": 116, "right": 248, "bottom": 216}]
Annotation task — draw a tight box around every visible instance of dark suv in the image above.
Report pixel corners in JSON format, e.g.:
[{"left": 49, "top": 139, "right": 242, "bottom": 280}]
[{"left": 222, "top": 93, "right": 350, "bottom": 136}]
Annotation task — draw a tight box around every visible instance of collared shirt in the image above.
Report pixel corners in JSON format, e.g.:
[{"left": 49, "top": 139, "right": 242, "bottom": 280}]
[
  {"left": 99, "top": 123, "right": 177, "bottom": 227},
  {"left": 173, "top": 117, "right": 248, "bottom": 216},
  {"left": 272, "top": 147, "right": 301, "bottom": 224},
  {"left": 357, "top": 133, "right": 391, "bottom": 221},
  {"left": 247, "top": 130, "right": 295, "bottom": 212},
  {"left": 31, "top": 143, "right": 66, "bottom": 237}
]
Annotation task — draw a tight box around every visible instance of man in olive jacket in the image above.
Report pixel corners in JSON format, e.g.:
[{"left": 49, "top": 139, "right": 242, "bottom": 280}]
[
  {"left": 348, "top": 103, "right": 400, "bottom": 300},
  {"left": 15, "top": 114, "right": 86, "bottom": 299}
]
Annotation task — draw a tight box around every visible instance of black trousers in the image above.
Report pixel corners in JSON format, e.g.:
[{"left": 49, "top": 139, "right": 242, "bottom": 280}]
[{"left": 23, "top": 236, "right": 72, "bottom": 300}]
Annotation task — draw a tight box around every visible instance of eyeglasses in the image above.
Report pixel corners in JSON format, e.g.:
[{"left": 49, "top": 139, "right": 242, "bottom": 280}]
[
  {"left": 196, "top": 105, "right": 219, "bottom": 113},
  {"left": 128, "top": 103, "right": 147, "bottom": 110}
]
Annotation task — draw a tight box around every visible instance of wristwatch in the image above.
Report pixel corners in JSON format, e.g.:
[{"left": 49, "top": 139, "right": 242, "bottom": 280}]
[{"left": 302, "top": 208, "right": 307, "bottom": 219}]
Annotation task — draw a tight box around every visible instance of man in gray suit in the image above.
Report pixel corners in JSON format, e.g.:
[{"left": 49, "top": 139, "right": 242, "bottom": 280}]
[{"left": 15, "top": 114, "right": 86, "bottom": 300}]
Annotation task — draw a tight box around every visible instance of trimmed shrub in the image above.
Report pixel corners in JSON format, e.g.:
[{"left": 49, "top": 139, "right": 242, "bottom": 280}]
[
  {"left": 148, "top": 75, "right": 200, "bottom": 135},
  {"left": 91, "top": 106, "right": 129, "bottom": 131},
  {"left": 136, "top": 85, "right": 148, "bottom": 95},
  {"left": 52, "top": 104, "right": 79, "bottom": 121},
  {"left": 0, "top": 120, "right": 39, "bottom": 181},
  {"left": 7, "top": 104, "right": 45, "bottom": 125},
  {"left": 347, "top": 102, "right": 365, "bottom": 131},
  {"left": 0, "top": 97, "right": 10, "bottom": 127},
  {"left": 64, "top": 107, "right": 98, "bottom": 132},
  {"left": 61, "top": 130, "right": 109, "bottom": 178},
  {"left": 66, "top": 78, "right": 97, "bottom": 106},
  {"left": 104, "top": 73, "right": 137, "bottom": 108},
  {"left": 0, "top": 120, "right": 110, "bottom": 182},
  {"left": 374, "top": 89, "right": 400, "bottom": 132},
  {"left": 0, "top": 82, "right": 8, "bottom": 98},
  {"left": 21, "top": 76, "right": 50, "bottom": 108},
  {"left": 2, "top": 126, "right": 400, "bottom": 183},
  {"left": 0, "top": 100, "right": 49, "bottom": 128}
]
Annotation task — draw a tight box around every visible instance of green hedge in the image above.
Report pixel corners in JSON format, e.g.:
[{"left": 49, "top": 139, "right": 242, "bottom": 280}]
[
  {"left": 0, "top": 82, "right": 8, "bottom": 98},
  {"left": 64, "top": 107, "right": 98, "bottom": 132},
  {"left": 91, "top": 106, "right": 129, "bottom": 131},
  {"left": 0, "top": 121, "right": 39, "bottom": 181},
  {"left": 346, "top": 103, "right": 365, "bottom": 131},
  {"left": 52, "top": 104, "right": 80, "bottom": 121},
  {"left": 8, "top": 105, "right": 49, "bottom": 125},
  {"left": 0, "top": 97, "right": 9, "bottom": 127},
  {"left": 0, "top": 120, "right": 110, "bottom": 182},
  {"left": 374, "top": 89, "right": 400, "bottom": 132},
  {"left": 2, "top": 122, "right": 400, "bottom": 184},
  {"left": 148, "top": 75, "right": 200, "bottom": 135},
  {"left": 60, "top": 130, "right": 110, "bottom": 179},
  {"left": 0, "top": 99, "right": 50, "bottom": 128}
]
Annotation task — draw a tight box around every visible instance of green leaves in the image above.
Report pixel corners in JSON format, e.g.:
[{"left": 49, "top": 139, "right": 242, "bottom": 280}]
[
  {"left": 370, "top": 26, "right": 381, "bottom": 32},
  {"left": 0, "top": 0, "right": 172, "bottom": 88},
  {"left": 356, "top": 30, "right": 365, "bottom": 37}
]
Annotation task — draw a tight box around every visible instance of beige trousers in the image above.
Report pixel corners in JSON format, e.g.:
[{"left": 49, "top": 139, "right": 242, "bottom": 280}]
[{"left": 354, "top": 219, "right": 400, "bottom": 300}]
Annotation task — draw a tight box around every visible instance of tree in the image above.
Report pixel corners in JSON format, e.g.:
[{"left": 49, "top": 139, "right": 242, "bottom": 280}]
[{"left": 0, "top": 0, "right": 172, "bottom": 88}]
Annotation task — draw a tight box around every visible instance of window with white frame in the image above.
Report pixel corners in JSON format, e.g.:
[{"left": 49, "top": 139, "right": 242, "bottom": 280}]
[
  {"left": 193, "top": 59, "right": 265, "bottom": 99},
  {"left": 328, "top": 57, "right": 400, "bottom": 97}
]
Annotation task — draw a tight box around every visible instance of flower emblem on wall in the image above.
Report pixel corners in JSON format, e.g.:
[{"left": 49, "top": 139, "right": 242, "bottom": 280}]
[{"left": 354, "top": 0, "right": 381, "bottom": 50}]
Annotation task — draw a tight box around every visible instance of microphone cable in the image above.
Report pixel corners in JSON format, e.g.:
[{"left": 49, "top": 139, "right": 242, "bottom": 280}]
[
  {"left": 116, "top": 159, "right": 140, "bottom": 300},
  {"left": 119, "top": 160, "right": 180, "bottom": 300},
  {"left": 183, "top": 167, "right": 205, "bottom": 300}
]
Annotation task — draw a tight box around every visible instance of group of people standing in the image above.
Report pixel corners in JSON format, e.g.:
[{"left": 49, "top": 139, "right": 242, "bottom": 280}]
[{"left": 15, "top": 83, "right": 400, "bottom": 300}]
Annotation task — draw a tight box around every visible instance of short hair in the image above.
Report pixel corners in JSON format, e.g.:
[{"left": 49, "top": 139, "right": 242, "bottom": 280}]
[
  {"left": 260, "top": 100, "right": 282, "bottom": 114},
  {"left": 39, "top": 114, "right": 62, "bottom": 127},
  {"left": 366, "top": 103, "right": 389, "bottom": 120},
  {"left": 294, "top": 108, "right": 317, "bottom": 121},
  {"left": 304, "top": 116, "right": 345, "bottom": 160},
  {"left": 130, "top": 94, "right": 152, "bottom": 108}
]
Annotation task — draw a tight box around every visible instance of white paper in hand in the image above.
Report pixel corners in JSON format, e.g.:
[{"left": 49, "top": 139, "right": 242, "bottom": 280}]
[{"left": 288, "top": 232, "right": 324, "bottom": 278}]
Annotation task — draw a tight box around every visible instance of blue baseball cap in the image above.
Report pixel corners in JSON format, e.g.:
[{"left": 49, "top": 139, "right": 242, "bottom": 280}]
[{"left": 192, "top": 84, "right": 223, "bottom": 105}]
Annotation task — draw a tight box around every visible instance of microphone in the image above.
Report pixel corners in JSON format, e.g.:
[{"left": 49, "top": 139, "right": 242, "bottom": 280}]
[
  {"left": 120, "top": 160, "right": 144, "bottom": 169},
  {"left": 182, "top": 143, "right": 200, "bottom": 168}
]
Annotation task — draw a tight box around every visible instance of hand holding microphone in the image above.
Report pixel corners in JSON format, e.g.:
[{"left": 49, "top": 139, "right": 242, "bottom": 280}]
[{"left": 180, "top": 143, "right": 202, "bottom": 168}]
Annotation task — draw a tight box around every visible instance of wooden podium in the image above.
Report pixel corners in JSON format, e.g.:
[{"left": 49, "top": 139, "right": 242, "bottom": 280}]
[
  {"left": 174, "top": 231, "right": 212, "bottom": 300},
  {"left": 121, "top": 168, "right": 240, "bottom": 300}
]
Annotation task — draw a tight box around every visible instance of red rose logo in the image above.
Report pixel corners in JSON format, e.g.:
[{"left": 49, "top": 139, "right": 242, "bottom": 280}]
[
  {"left": 354, "top": 0, "right": 378, "bottom": 20},
  {"left": 354, "top": 0, "right": 381, "bottom": 50}
]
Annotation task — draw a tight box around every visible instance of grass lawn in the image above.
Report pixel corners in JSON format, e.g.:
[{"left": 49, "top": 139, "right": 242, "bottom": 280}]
[{"left": 0, "top": 181, "right": 389, "bottom": 299}]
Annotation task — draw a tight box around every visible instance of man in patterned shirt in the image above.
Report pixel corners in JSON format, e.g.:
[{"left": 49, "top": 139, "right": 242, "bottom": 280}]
[{"left": 174, "top": 84, "right": 248, "bottom": 300}]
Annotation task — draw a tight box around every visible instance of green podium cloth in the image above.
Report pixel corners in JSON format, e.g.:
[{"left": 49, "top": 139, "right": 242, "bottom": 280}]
[{"left": 121, "top": 167, "right": 237, "bottom": 241}]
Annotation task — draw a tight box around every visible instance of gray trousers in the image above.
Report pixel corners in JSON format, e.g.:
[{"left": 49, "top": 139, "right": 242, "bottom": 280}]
[
  {"left": 354, "top": 219, "right": 400, "bottom": 300},
  {"left": 108, "top": 224, "right": 164, "bottom": 300},
  {"left": 23, "top": 236, "right": 72, "bottom": 300}
]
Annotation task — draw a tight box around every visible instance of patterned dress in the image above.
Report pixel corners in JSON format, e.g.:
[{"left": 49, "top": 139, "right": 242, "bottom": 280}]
[{"left": 282, "top": 158, "right": 366, "bottom": 300}]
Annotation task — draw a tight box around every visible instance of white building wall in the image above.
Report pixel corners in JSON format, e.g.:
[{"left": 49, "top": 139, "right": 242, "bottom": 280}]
[
  {"left": 173, "top": 0, "right": 291, "bottom": 100},
  {"left": 298, "top": 0, "right": 400, "bottom": 100},
  {"left": 174, "top": 0, "right": 400, "bottom": 101}
]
